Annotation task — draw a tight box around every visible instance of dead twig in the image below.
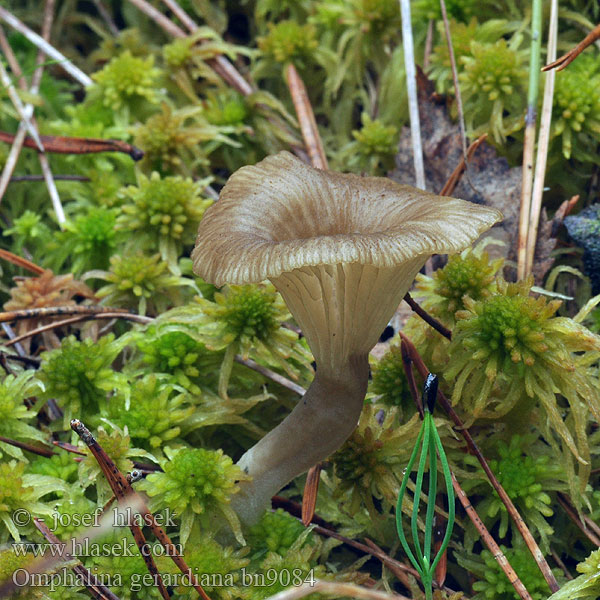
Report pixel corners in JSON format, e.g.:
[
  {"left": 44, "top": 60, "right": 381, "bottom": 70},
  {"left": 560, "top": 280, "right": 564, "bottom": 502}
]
[
  {"left": 451, "top": 471, "right": 533, "bottom": 600},
  {"left": 0, "top": 248, "right": 45, "bottom": 274},
  {"left": 0, "top": 6, "right": 92, "bottom": 86},
  {"left": 234, "top": 355, "right": 306, "bottom": 396},
  {"left": 71, "top": 419, "right": 212, "bottom": 600},
  {"left": 403, "top": 293, "right": 452, "bottom": 340},
  {"left": 285, "top": 64, "right": 328, "bottom": 170},
  {"left": 34, "top": 519, "right": 121, "bottom": 600},
  {"left": 439, "top": 134, "right": 487, "bottom": 197},
  {"left": 556, "top": 493, "right": 600, "bottom": 546},
  {"left": 542, "top": 22, "right": 600, "bottom": 72},
  {"left": 4, "top": 312, "right": 153, "bottom": 347},
  {"left": 0, "top": 131, "right": 144, "bottom": 160},
  {"left": 0, "top": 305, "right": 131, "bottom": 324},
  {"left": 0, "top": 435, "right": 55, "bottom": 457},
  {"left": 399, "top": 334, "right": 560, "bottom": 593}
]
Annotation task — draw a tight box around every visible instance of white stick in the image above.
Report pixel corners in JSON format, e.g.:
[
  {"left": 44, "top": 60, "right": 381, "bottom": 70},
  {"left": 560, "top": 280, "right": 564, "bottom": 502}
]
[
  {"left": 0, "top": 61, "right": 44, "bottom": 151},
  {"left": 0, "top": 6, "right": 92, "bottom": 87},
  {"left": 399, "top": 0, "right": 426, "bottom": 190}
]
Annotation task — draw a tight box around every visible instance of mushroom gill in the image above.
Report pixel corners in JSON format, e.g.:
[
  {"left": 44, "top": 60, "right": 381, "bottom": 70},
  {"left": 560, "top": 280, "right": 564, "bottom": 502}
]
[{"left": 192, "top": 151, "right": 502, "bottom": 524}]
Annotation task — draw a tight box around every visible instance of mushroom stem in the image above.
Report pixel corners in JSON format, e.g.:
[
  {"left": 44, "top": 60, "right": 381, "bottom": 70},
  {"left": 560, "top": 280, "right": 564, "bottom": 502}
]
[{"left": 231, "top": 354, "right": 369, "bottom": 525}]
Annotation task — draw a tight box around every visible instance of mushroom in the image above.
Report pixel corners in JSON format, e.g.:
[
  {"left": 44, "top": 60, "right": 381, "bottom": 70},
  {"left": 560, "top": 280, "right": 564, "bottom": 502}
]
[{"left": 192, "top": 151, "right": 502, "bottom": 525}]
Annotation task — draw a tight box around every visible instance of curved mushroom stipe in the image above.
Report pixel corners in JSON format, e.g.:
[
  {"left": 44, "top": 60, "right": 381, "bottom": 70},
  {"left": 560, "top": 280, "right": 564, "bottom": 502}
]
[{"left": 192, "top": 152, "right": 503, "bottom": 525}]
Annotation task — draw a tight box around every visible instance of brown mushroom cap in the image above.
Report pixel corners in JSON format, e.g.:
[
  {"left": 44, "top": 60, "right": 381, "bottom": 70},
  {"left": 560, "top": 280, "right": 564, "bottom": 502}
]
[{"left": 192, "top": 152, "right": 502, "bottom": 287}]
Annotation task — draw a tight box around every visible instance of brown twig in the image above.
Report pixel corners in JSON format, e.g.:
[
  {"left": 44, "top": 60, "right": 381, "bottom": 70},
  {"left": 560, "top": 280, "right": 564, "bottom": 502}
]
[
  {"left": 542, "top": 22, "right": 600, "bottom": 72},
  {"left": 403, "top": 293, "right": 452, "bottom": 340},
  {"left": 556, "top": 493, "right": 600, "bottom": 546},
  {"left": 234, "top": 355, "right": 306, "bottom": 396},
  {"left": 10, "top": 174, "right": 91, "bottom": 182},
  {"left": 301, "top": 463, "right": 322, "bottom": 526},
  {"left": 34, "top": 518, "right": 121, "bottom": 600},
  {"left": 0, "top": 352, "right": 41, "bottom": 366},
  {"left": 0, "top": 435, "right": 55, "bottom": 457},
  {"left": 439, "top": 134, "right": 487, "bottom": 197},
  {"left": 0, "top": 248, "right": 45, "bottom": 274},
  {"left": 285, "top": 64, "right": 328, "bottom": 170},
  {"left": 4, "top": 312, "right": 153, "bottom": 346},
  {"left": 439, "top": 0, "right": 469, "bottom": 175},
  {"left": 0, "top": 305, "right": 130, "bottom": 324},
  {"left": 400, "top": 341, "right": 423, "bottom": 418},
  {"left": 52, "top": 440, "right": 87, "bottom": 455},
  {"left": 0, "top": 132, "right": 144, "bottom": 160},
  {"left": 451, "top": 472, "right": 533, "bottom": 600},
  {"left": 399, "top": 333, "right": 560, "bottom": 593},
  {"left": 128, "top": 0, "right": 253, "bottom": 96},
  {"left": 363, "top": 538, "right": 412, "bottom": 589},
  {"left": 70, "top": 419, "right": 212, "bottom": 600}
]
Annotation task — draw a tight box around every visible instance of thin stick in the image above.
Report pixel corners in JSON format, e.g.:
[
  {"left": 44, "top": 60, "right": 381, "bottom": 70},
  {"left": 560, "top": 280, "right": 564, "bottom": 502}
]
[
  {"left": 0, "top": 435, "right": 55, "bottom": 457},
  {"left": 556, "top": 494, "right": 600, "bottom": 546},
  {"left": 423, "top": 20, "right": 434, "bottom": 70},
  {"left": 363, "top": 538, "right": 412, "bottom": 589},
  {"left": 451, "top": 472, "right": 533, "bottom": 600},
  {"left": 160, "top": 0, "right": 198, "bottom": 33},
  {"left": 439, "top": 134, "right": 487, "bottom": 196},
  {"left": 301, "top": 463, "right": 322, "bottom": 526},
  {"left": 92, "top": 0, "right": 119, "bottom": 36},
  {"left": 4, "top": 312, "right": 152, "bottom": 346},
  {"left": 0, "top": 248, "right": 45, "bottom": 274},
  {"left": 0, "top": 131, "right": 144, "bottom": 159},
  {"left": 34, "top": 519, "right": 121, "bottom": 600},
  {"left": 285, "top": 64, "right": 328, "bottom": 170},
  {"left": 439, "top": 0, "right": 468, "bottom": 168},
  {"left": 525, "top": 0, "right": 558, "bottom": 277},
  {"left": 0, "top": 61, "right": 44, "bottom": 151},
  {"left": 403, "top": 293, "right": 451, "bottom": 340},
  {"left": 517, "top": 0, "right": 543, "bottom": 280},
  {"left": 234, "top": 355, "right": 306, "bottom": 396},
  {"left": 399, "top": 0, "right": 425, "bottom": 189},
  {"left": 399, "top": 334, "right": 560, "bottom": 592},
  {"left": 0, "top": 305, "right": 130, "bottom": 323},
  {"left": 0, "top": 7, "right": 92, "bottom": 86},
  {"left": 70, "top": 419, "right": 212, "bottom": 600},
  {"left": 11, "top": 174, "right": 90, "bottom": 182},
  {"left": 543, "top": 22, "right": 600, "bottom": 71}
]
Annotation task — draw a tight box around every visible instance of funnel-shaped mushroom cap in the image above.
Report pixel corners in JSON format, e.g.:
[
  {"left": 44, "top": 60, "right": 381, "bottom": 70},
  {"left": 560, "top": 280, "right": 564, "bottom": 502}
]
[{"left": 193, "top": 152, "right": 501, "bottom": 372}]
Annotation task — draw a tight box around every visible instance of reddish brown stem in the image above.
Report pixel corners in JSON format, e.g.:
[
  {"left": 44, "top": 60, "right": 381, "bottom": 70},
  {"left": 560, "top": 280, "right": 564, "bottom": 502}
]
[
  {"left": 451, "top": 472, "right": 533, "bottom": 600},
  {"left": 0, "top": 435, "right": 55, "bottom": 457},
  {"left": 0, "top": 305, "right": 130, "bottom": 323},
  {"left": 0, "top": 131, "right": 144, "bottom": 160},
  {"left": 403, "top": 293, "right": 452, "bottom": 340},
  {"left": 0, "top": 248, "right": 45, "bottom": 274},
  {"left": 542, "top": 23, "right": 600, "bottom": 72},
  {"left": 439, "top": 134, "right": 487, "bottom": 197},
  {"left": 399, "top": 333, "right": 560, "bottom": 593},
  {"left": 34, "top": 519, "right": 121, "bottom": 600},
  {"left": 70, "top": 419, "right": 212, "bottom": 600}
]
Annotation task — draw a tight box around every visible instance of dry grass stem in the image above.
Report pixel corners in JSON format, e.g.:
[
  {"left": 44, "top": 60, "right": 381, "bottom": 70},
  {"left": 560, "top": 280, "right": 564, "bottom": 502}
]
[
  {"left": 439, "top": 134, "right": 487, "bottom": 196},
  {"left": 0, "top": 435, "right": 55, "bottom": 457},
  {"left": 285, "top": 64, "right": 328, "bottom": 170},
  {"left": 399, "top": 0, "right": 425, "bottom": 190},
  {"left": 160, "top": 0, "right": 198, "bottom": 33},
  {"left": 0, "top": 7, "right": 92, "bottom": 86},
  {"left": 0, "top": 248, "right": 45, "bottom": 274},
  {"left": 525, "top": 0, "right": 558, "bottom": 276},
  {"left": 0, "top": 305, "right": 130, "bottom": 324},
  {"left": 451, "top": 471, "right": 533, "bottom": 600}
]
